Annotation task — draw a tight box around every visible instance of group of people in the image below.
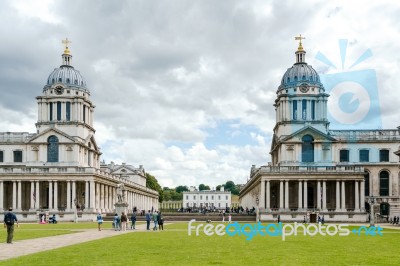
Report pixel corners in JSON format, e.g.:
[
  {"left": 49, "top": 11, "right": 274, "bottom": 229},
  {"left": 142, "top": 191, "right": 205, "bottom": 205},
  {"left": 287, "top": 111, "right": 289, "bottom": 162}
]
[
  {"left": 145, "top": 210, "right": 164, "bottom": 231},
  {"left": 390, "top": 216, "right": 400, "bottom": 224},
  {"left": 96, "top": 211, "right": 138, "bottom": 231}
]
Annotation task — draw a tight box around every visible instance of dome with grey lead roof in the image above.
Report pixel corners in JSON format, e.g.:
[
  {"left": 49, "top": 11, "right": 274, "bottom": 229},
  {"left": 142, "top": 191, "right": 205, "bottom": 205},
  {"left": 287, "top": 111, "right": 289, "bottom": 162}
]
[
  {"left": 280, "top": 63, "right": 322, "bottom": 89},
  {"left": 46, "top": 65, "right": 87, "bottom": 89}
]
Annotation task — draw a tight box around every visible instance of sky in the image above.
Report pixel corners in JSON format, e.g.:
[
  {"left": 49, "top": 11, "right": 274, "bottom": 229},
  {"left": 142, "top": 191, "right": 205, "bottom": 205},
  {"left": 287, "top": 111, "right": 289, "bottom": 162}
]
[{"left": 1, "top": 0, "right": 400, "bottom": 189}]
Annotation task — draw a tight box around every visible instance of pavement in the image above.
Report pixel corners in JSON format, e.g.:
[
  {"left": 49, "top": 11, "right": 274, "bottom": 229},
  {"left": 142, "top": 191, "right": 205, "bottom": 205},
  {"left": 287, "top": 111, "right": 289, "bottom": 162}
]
[{"left": 0, "top": 223, "right": 148, "bottom": 261}]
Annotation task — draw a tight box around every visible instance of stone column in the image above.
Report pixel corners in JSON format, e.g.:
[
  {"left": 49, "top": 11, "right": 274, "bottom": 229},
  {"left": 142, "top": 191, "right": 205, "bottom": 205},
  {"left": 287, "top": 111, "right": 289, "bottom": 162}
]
[
  {"left": 85, "top": 181, "right": 89, "bottom": 210},
  {"left": 360, "top": 181, "right": 365, "bottom": 211},
  {"left": 66, "top": 181, "right": 71, "bottom": 210},
  {"left": 285, "top": 180, "right": 289, "bottom": 210},
  {"left": 0, "top": 181, "right": 3, "bottom": 211},
  {"left": 90, "top": 181, "right": 95, "bottom": 209},
  {"left": 355, "top": 181, "right": 360, "bottom": 211},
  {"left": 260, "top": 180, "right": 265, "bottom": 210},
  {"left": 48, "top": 181, "right": 53, "bottom": 210},
  {"left": 279, "top": 180, "right": 284, "bottom": 209},
  {"left": 17, "top": 181, "right": 22, "bottom": 210},
  {"left": 322, "top": 181, "right": 327, "bottom": 211},
  {"left": 30, "top": 181, "right": 35, "bottom": 210},
  {"left": 54, "top": 181, "right": 58, "bottom": 210},
  {"left": 100, "top": 184, "right": 105, "bottom": 211},
  {"left": 298, "top": 180, "right": 303, "bottom": 210},
  {"left": 12, "top": 181, "right": 17, "bottom": 210},
  {"left": 303, "top": 180, "right": 308, "bottom": 210},
  {"left": 105, "top": 185, "right": 109, "bottom": 212},
  {"left": 336, "top": 180, "right": 340, "bottom": 211},
  {"left": 36, "top": 181, "right": 40, "bottom": 209},
  {"left": 72, "top": 181, "right": 76, "bottom": 208},
  {"left": 341, "top": 181, "right": 346, "bottom": 210},
  {"left": 317, "top": 181, "right": 321, "bottom": 210},
  {"left": 266, "top": 180, "right": 270, "bottom": 210}
]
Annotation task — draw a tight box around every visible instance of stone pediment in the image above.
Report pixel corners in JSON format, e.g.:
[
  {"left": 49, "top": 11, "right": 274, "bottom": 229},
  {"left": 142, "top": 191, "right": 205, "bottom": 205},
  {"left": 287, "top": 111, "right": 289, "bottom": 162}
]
[
  {"left": 84, "top": 134, "right": 101, "bottom": 153},
  {"left": 27, "top": 127, "right": 78, "bottom": 144},
  {"left": 112, "top": 165, "right": 141, "bottom": 175},
  {"left": 281, "top": 126, "right": 337, "bottom": 143}
]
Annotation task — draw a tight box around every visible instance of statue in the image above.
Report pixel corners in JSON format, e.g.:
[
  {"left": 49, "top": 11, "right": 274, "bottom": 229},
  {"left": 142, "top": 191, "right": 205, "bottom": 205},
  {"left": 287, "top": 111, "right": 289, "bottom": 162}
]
[{"left": 117, "top": 183, "right": 125, "bottom": 203}]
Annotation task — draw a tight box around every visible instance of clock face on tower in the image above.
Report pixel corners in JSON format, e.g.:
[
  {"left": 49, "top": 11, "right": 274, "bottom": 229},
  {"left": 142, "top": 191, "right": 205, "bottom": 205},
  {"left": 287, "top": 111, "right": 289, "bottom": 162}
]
[
  {"left": 300, "top": 85, "right": 309, "bottom": 93},
  {"left": 55, "top": 86, "right": 64, "bottom": 95}
]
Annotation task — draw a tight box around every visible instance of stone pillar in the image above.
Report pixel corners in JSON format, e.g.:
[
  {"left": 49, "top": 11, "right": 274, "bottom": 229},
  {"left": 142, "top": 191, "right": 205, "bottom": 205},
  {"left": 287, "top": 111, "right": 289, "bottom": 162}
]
[
  {"left": 360, "top": 181, "right": 365, "bottom": 211},
  {"left": 355, "top": 181, "right": 360, "bottom": 211},
  {"left": 105, "top": 185, "right": 109, "bottom": 212},
  {"left": 17, "top": 181, "right": 22, "bottom": 210},
  {"left": 260, "top": 180, "right": 265, "bottom": 210},
  {"left": 48, "top": 181, "right": 53, "bottom": 210},
  {"left": 285, "top": 180, "right": 289, "bottom": 210},
  {"left": 100, "top": 184, "right": 105, "bottom": 211},
  {"left": 336, "top": 180, "right": 340, "bottom": 211},
  {"left": 341, "top": 181, "right": 346, "bottom": 210},
  {"left": 85, "top": 181, "right": 89, "bottom": 210},
  {"left": 279, "top": 180, "right": 284, "bottom": 209},
  {"left": 66, "top": 181, "right": 71, "bottom": 210},
  {"left": 322, "top": 181, "right": 327, "bottom": 211},
  {"left": 0, "top": 181, "right": 3, "bottom": 211},
  {"left": 266, "top": 180, "right": 270, "bottom": 210},
  {"left": 29, "top": 181, "right": 35, "bottom": 210},
  {"left": 298, "top": 180, "right": 303, "bottom": 210},
  {"left": 303, "top": 180, "right": 308, "bottom": 210},
  {"left": 90, "top": 181, "right": 95, "bottom": 209},
  {"left": 54, "top": 181, "right": 58, "bottom": 210},
  {"left": 317, "top": 181, "right": 321, "bottom": 210},
  {"left": 36, "top": 181, "right": 40, "bottom": 209},
  {"left": 12, "top": 181, "right": 17, "bottom": 210}
]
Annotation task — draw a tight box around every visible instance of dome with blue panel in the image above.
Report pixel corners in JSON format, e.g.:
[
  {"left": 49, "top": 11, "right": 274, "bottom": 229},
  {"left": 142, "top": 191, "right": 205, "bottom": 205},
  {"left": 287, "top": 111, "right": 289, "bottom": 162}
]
[
  {"left": 278, "top": 36, "right": 324, "bottom": 92},
  {"left": 43, "top": 38, "right": 89, "bottom": 93}
]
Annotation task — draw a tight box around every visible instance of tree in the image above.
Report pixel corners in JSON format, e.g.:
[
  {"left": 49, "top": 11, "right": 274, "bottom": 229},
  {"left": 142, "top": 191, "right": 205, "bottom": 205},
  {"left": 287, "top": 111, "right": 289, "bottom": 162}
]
[
  {"left": 216, "top": 185, "right": 222, "bottom": 191},
  {"left": 199, "top": 184, "right": 210, "bottom": 191},
  {"left": 175, "top": 185, "right": 189, "bottom": 193},
  {"left": 224, "top": 181, "right": 239, "bottom": 195},
  {"left": 146, "top": 173, "right": 163, "bottom": 202}
]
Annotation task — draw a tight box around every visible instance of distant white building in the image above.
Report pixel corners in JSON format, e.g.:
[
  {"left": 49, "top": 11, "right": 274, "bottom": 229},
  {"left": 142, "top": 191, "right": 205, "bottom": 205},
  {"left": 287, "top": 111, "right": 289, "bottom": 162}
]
[{"left": 183, "top": 187, "right": 231, "bottom": 209}]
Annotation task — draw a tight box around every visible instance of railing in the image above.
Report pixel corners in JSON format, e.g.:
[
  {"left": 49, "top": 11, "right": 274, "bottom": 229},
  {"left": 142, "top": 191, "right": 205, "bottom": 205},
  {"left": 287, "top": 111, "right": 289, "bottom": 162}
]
[{"left": 330, "top": 129, "right": 400, "bottom": 141}]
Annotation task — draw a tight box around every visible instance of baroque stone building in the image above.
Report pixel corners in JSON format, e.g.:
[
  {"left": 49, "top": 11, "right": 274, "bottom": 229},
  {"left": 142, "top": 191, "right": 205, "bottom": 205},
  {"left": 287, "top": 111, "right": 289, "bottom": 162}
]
[
  {"left": 0, "top": 40, "right": 158, "bottom": 221},
  {"left": 240, "top": 38, "right": 400, "bottom": 222}
]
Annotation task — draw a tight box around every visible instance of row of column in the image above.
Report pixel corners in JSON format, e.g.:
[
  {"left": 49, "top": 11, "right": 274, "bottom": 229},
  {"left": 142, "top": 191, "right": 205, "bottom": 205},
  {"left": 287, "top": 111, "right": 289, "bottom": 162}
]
[
  {"left": 0, "top": 180, "right": 158, "bottom": 213},
  {"left": 276, "top": 97, "right": 328, "bottom": 123},
  {"left": 260, "top": 179, "right": 365, "bottom": 212}
]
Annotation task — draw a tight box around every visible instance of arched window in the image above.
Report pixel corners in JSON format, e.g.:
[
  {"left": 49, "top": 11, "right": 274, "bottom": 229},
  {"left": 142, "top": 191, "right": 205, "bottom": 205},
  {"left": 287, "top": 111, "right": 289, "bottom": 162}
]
[
  {"left": 364, "top": 172, "right": 370, "bottom": 196},
  {"left": 379, "top": 171, "right": 389, "bottom": 196},
  {"left": 302, "top": 135, "right": 314, "bottom": 162},
  {"left": 47, "top": 135, "right": 59, "bottom": 162}
]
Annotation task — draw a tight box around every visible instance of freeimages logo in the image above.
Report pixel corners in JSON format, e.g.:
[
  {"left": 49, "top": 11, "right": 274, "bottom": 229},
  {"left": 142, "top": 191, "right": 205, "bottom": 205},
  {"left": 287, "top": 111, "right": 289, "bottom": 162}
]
[
  {"left": 188, "top": 220, "right": 383, "bottom": 241},
  {"left": 316, "top": 39, "right": 382, "bottom": 129}
]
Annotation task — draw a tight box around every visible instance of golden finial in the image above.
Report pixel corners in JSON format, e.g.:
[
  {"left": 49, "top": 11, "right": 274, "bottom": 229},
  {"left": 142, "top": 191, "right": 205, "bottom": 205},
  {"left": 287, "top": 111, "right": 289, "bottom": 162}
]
[
  {"left": 62, "top": 38, "right": 72, "bottom": 54},
  {"left": 295, "top": 34, "right": 305, "bottom": 51}
]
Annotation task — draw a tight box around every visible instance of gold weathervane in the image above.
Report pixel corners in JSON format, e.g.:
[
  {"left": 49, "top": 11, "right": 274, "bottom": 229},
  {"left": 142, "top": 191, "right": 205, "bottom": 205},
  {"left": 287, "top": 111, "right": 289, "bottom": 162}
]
[
  {"left": 295, "top": 34, "right": 305, "bottom": 51},
  {"left": 62, "top": 38, "right": 72, "bottom": 54}
]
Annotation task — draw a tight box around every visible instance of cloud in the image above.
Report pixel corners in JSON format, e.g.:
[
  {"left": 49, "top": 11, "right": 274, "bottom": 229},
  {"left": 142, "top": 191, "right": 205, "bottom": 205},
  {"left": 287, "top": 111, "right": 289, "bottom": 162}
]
[{"left": 1, "top": 0, "right": 400, "bottom": 188}]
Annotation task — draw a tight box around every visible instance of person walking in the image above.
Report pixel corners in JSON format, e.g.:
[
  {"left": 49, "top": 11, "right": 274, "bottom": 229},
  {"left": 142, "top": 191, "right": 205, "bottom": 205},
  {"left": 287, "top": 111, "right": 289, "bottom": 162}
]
[
  {"left": 113, "top": 213, "right": 120, "bottom": 231},
  {"left": 96, "top": 213, "right": 103, "bottom": 231},
  {"left": 145, "top": 210, "right": 151, "bottom": 230},
  {"left": 131, "top": 211, "right": 137, "bottom": 230},
  {"left": 158, "top": 211, "right": 164, "bottom": 231},
  {"left": 121, "top": 212, "right": 128, "bottom": 231},
  {"left": 152, "top": 211, "right": 158, "bottom": 231},
  {"left": 3, "top": 207, "right": 19, "bottom": 244}
]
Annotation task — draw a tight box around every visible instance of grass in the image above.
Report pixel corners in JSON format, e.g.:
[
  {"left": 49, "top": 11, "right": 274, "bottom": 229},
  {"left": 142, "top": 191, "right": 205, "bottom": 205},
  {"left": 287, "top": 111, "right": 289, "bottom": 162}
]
[{"left": 1, "top": 222, "right": 399, "bottom": 265}]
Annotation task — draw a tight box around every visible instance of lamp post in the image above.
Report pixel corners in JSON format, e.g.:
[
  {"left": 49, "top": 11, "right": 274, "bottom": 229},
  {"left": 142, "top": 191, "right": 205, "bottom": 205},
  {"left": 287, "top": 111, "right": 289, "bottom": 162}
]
[
  {"left": 73, "top": 198, "right": 78, "bottom": 223},
  {"left": 369, "top": 195, "right": 375, "bottom": 227},
  {"left": 256, "top": 196, "right": 260, "bottom": 222}
]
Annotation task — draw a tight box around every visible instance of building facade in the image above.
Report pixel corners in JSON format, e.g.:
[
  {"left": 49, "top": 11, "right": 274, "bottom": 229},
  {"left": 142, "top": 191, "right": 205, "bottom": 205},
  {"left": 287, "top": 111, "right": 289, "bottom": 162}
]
[
  {"left": 240, "top": 38, "right": 400, "bottom": 222},
  {"left": 183, "top": 187, "right": 231, "bottom": 210},
  {"left": 0, "top": 40, "right": 158, "bottom": 221}
]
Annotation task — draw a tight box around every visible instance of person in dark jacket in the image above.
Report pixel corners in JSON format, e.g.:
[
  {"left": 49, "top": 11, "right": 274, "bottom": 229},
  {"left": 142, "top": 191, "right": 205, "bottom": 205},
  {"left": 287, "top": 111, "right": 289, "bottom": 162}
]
[
  {"left": 145, "top": 210, "right": 151, "bottom": 230},
  {"left": 3, "top": 207, "right": 19, "bottom": 244},
  {"left": 131, "top": 211, "right": 137, "bottom": 230},
  {"left": 157, "top": 211, "right": 164, "bottom": 230}
]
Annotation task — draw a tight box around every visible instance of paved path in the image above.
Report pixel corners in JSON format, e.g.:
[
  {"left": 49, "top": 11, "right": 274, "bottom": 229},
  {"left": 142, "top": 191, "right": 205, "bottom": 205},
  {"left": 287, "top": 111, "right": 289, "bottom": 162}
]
[{"left": 0, "top": 223, "right": 148, "bottom": 261}]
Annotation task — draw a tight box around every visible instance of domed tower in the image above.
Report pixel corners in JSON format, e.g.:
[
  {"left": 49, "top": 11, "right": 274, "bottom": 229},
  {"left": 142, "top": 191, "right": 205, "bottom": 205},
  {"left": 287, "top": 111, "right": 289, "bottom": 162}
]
[
  {"left": 36, "top": 38, "right": 96, "bottom": 141},
  {"left": 273, "top": 35, "right": 329, "bottom": 138}
]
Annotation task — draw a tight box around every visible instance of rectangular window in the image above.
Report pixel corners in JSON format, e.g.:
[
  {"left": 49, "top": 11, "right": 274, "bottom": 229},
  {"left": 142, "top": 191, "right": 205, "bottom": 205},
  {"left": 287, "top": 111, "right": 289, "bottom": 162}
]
[
  {"left": 0, "top": 150, "right": 3, "bottom": 162},
  {"left": 194, "top": 196, "right": 196, "bottom": 200},
  {"left": 13, "top": 151, "right": 22, "bottom": 162},
  {"left": 218, "top": 195, "right": 221, "bottom": 200},
  {"left": 66, "top": 102, "right": 71, "bottom": 121},
  {"left": 311, "top": 100, "right": 315, "bottom": 120},
  {"left": 293, "top": 101, "right": 297, "bottom": 120},
  {"left": 226, "top": 195, "right": 228, "bottom": 200},
  {"left": 340, "top": 150, "right": 349, "bottom": 162},
  {"left": 359, "top": 150, "right": 369, "bottom": 162},
  {"left": 212, "top": 196, "right": 214, "bottom": 200},
  {"left": 200, "top": 196, "right": 202, "bottom": 200},
  {"left": 57, "top": 101, "right": 62, "bottom": 121},
  {"left": 206, "top": 196, "right": 208, "bottom": 200},
  {"left": 83, "top": 105, "right": 86, "bottom": 123},
  {"left": 302, "top": 99, "right": 307, "bottom": 120},
  {"left": 380, "top": 150, "right": 389, "bottom": 162},
  {"left": 49, "top": 102, "right": 53, "bottom": 121}
]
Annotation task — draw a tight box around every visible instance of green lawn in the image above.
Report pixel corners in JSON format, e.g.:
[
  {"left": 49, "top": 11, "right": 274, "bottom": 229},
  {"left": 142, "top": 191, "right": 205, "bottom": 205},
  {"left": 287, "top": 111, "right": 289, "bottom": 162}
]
[{"left": 1, "top": 222, "right": 399, "bottom": 265}]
